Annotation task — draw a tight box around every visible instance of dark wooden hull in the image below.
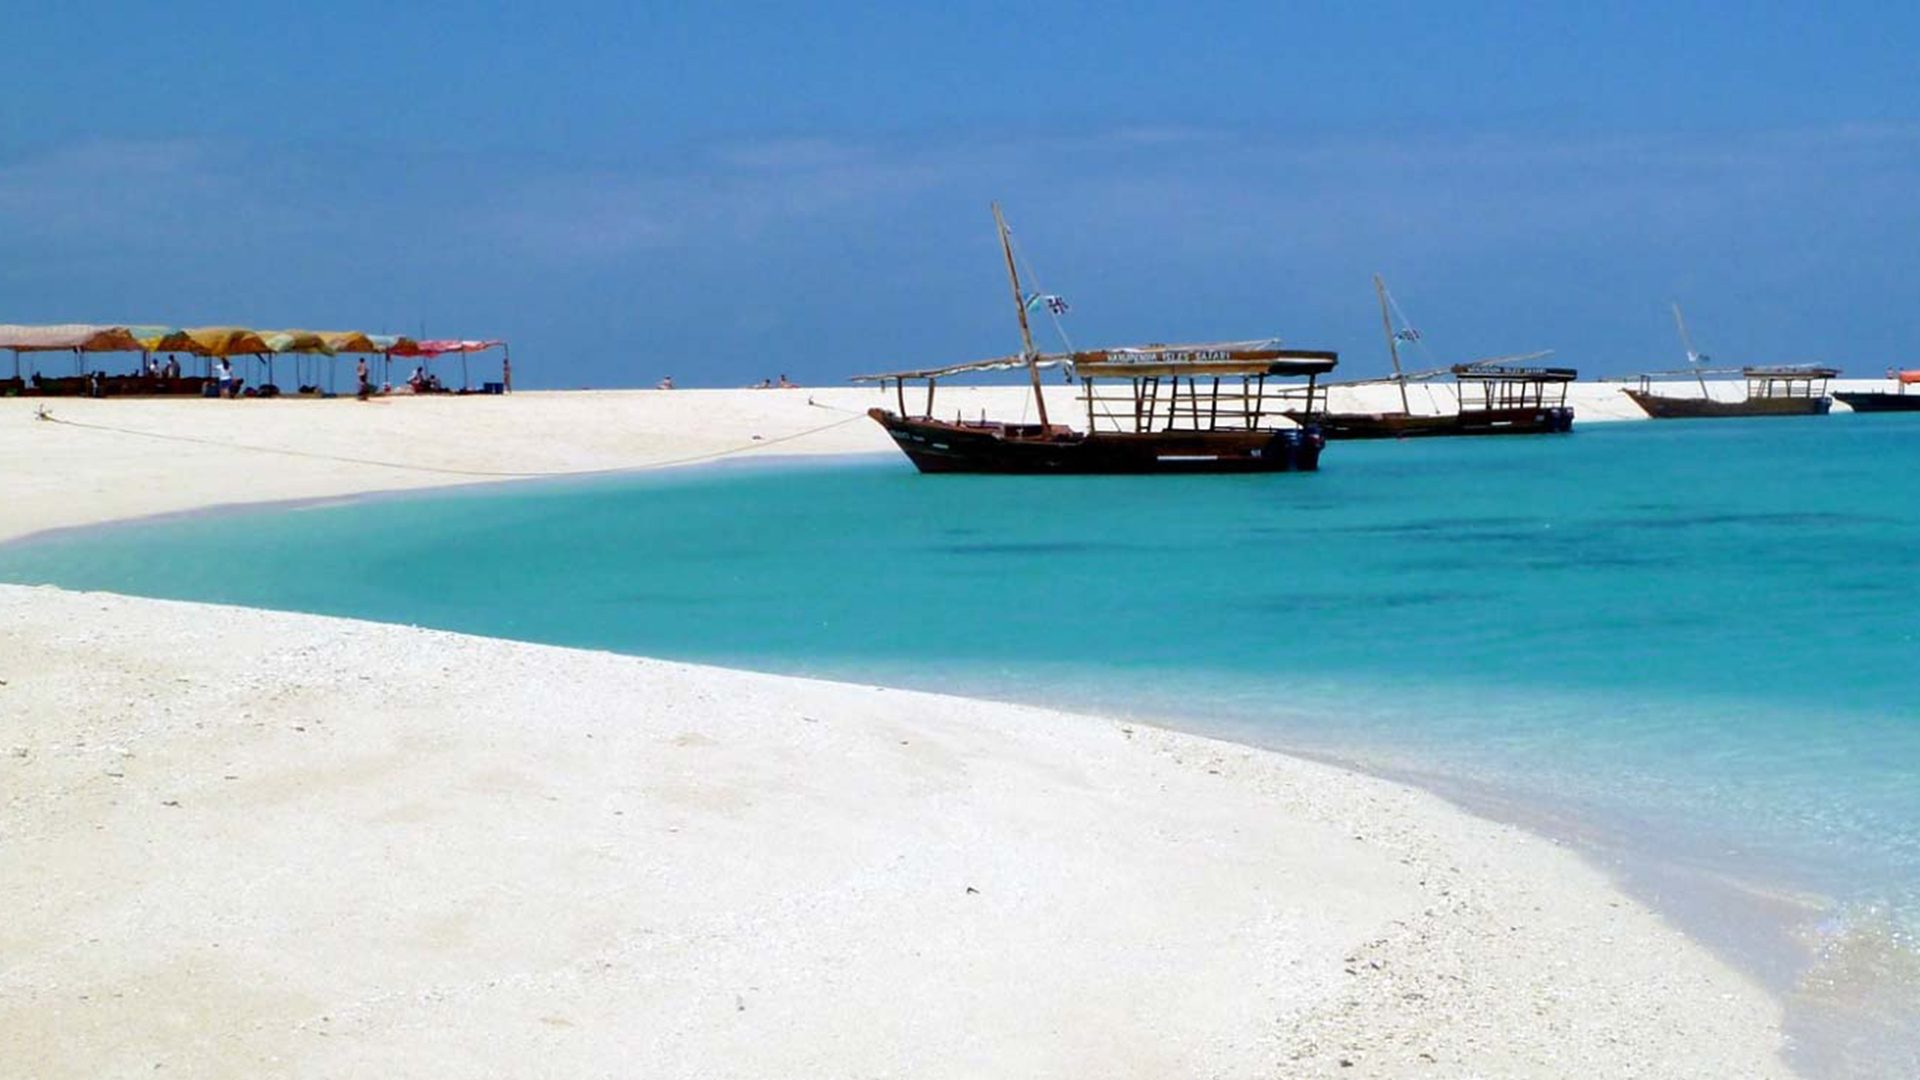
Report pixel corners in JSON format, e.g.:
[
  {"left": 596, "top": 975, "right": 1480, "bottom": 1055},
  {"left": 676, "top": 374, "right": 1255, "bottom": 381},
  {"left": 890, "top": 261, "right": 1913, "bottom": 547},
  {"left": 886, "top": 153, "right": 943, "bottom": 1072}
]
[
  {"left": 1622, "top": 390, "right": 1831, "bottom": 418},
  {"left": 1834, "top": 391, "right": 1920, "bottom": 413},
  {"left": 1282, "top": 406, "right": 1573, "bottom": 440},
  {"left": 869, "top": 410, "right": 1324, "bottom": 474}
]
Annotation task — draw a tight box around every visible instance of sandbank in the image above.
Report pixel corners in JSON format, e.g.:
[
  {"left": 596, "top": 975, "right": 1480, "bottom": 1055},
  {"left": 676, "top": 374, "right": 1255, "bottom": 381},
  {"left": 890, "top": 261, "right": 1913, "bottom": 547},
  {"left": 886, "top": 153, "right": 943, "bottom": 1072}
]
[{"left": 0, "top": 388, "right": 1792, "bottom": 1077}]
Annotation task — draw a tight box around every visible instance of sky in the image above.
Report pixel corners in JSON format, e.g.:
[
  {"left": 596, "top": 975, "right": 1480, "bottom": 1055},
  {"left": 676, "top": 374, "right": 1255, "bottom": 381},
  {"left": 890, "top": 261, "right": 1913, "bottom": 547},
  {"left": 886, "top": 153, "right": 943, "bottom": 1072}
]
[{"left": 4, "top": 1, "right": 1917, "bottom": 388}]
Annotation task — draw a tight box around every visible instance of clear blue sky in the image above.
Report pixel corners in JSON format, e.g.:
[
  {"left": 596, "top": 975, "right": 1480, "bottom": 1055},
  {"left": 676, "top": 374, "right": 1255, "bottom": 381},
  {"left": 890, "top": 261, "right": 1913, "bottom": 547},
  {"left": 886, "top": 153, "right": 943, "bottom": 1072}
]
[{"left": 4, "top": 2, "right": 1915, "bottom": 387}]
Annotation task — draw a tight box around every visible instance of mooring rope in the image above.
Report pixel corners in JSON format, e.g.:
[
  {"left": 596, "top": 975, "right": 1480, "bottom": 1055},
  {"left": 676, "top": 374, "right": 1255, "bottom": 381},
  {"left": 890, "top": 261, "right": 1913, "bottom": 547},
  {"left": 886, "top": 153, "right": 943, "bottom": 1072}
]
[{"left": 30, "top": 402, "right": 874, "bottom": 479}]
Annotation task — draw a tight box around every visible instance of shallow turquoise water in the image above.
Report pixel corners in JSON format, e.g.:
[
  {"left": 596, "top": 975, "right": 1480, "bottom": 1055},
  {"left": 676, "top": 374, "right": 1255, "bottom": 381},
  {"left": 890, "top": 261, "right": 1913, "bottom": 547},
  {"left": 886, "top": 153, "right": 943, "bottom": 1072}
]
[{"left": 5, "top": 414, "right": 1917, "bottom": 1062}]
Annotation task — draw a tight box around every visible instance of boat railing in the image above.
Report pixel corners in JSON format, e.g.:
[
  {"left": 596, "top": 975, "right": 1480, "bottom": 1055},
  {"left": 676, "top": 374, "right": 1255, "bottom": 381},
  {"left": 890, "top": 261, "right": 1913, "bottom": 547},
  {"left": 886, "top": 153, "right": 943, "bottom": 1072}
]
[
  {"left": 1744, "top": 365, "right": 1839, "bottom": 399},
  {"left": 1079, "top": 372, "right": 1320, "bottom": 433}
]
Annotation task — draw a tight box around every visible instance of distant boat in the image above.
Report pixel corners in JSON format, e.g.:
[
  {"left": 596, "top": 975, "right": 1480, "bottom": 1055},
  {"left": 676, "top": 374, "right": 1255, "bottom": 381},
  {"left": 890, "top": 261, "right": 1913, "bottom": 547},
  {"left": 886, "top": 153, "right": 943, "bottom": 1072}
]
[
  {"left": 1282, "top": 275, "right": 1575, "bottom": 439},
  {"left": 1835, "top": 371, "right": 1920, "bottom": 413},
  {"left": 1621, "top": 304, "right": 1837, "bottom": 418},
  {"left": 1623, "top": 367, "right": 1838, "bottom": 418},
  {"left": 854, "top": 205, "right": 1339, "bottom": 474}
]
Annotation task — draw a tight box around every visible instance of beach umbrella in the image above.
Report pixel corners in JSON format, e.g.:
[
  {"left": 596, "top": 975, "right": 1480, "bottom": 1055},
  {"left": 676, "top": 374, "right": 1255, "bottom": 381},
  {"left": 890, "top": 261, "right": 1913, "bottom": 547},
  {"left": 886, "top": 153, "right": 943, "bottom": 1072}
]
[
  {"left": 150, "top": 328, "right": 271, "bottom": 386},
  {"left": 137, "top": 329, "right": 214, "bottom": 377},
  {"left": 318, "top": 331, "right": 378, "bottom": 354},
  {"left": 261, "top": 330, "right": 333, "bottom": 354},
  {"left": 318, "top": 332, "right": 384, "bottom": 394},
  {"left": 0, "top": 325, "right": 143, "bottom": 379},
  {"left": 182, "top": 327, "right": 271, "bottom": 357},
  {"left": 454, "top": 339, "right": 505, "bottom": 390},
  {"left": 393, "top": 338, "right": 504, "bottom": 390},
  {"left": 389, "top": 337, "right": 463, "bottom": 389},
  {"left": 374, "top": 335, "right": 413, "bottom": 386},
  {"left": 261, "top": 330, "right": 335, "bottom": 389}
]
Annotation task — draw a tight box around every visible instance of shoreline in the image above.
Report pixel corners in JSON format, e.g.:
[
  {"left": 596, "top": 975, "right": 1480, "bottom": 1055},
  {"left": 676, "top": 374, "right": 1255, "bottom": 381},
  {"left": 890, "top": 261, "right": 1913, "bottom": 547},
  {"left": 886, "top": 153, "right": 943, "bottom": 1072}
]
[{"left": 0, "top": 391, "right": 1798, "bottom": 1076}]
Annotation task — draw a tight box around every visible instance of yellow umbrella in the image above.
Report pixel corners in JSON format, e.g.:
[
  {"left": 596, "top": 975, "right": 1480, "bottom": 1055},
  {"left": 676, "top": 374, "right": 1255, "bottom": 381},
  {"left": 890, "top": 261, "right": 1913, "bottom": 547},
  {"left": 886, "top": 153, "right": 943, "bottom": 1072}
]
[
  {"left": 318, "top": 330, "right": 380, "bottom": 354},
  {"left": 261, "top": 330, "right": 333, "bottom": 354},
  {"left": 261, "top": 331, "right": 335, "bottom": 391},
  {"left": 183, "top": 327, "right": 271, "bottom": 356}
]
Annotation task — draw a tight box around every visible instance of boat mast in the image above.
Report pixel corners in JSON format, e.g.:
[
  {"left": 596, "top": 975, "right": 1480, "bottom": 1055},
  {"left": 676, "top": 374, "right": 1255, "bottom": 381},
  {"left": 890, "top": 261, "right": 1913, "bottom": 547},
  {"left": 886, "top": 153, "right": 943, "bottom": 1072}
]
[
  {"left": 1672, "top": 303, "right": 1709, "bottom": 397},
  {"left": 993, "top": 202, "right": 1050, "bottom": 428},
  {"left": 1375, "top": 274, "right": 1411, "bottom": 415}
]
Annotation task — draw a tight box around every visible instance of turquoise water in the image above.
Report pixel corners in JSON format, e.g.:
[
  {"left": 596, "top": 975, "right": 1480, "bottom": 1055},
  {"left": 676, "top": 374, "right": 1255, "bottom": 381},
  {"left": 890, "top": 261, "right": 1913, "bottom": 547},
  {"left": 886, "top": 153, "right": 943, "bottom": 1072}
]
[{"left": 4, "top": 415, "right": 1917, "bottom": 1070}]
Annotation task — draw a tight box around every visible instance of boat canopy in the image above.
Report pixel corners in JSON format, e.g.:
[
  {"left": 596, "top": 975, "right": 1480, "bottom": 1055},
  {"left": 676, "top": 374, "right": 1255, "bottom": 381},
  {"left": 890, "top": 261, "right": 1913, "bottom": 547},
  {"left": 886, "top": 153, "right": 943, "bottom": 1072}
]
[
  {"left": 1072, "top": 341, "right": 1337, "bottom": 379},
  {"left": 855, "top": 339, "right": 1334, "bottom": 383},
  {"left": 1741, "top": 365, "right": 1840, "bottom": 379},
  {"left": 852, "top": 353, "right": 1072, "bottom": 382},
  {"left": 0, "top": 324, "right": 144, "bottom": 352},
  {"left": 1615, "top": 366, "right": 1743, "bottom": 381},
  {"left": 1451, "top": 361, "right": 1578, "bottom": 382}
]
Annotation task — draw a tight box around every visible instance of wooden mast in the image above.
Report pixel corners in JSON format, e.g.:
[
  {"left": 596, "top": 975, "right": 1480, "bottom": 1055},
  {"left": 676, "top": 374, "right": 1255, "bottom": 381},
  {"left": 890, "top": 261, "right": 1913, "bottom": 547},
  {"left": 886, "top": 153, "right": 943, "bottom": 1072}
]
[
  {"left": 1374, "top": 274, "right": 1411, "bottom": 415},
  {"left": 1672, "top": 303, "right": 1710, "bottom": 397},
  {"left": 994, "top": 202, "right": 1050, "bottom": 429}
]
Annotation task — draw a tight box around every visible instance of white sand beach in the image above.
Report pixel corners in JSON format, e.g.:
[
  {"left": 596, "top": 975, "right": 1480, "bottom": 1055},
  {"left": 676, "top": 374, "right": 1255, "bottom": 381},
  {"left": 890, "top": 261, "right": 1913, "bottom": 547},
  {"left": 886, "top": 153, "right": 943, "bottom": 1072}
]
[{"left": 0, "top": 387, "right": 1795, "bottom": 1078}]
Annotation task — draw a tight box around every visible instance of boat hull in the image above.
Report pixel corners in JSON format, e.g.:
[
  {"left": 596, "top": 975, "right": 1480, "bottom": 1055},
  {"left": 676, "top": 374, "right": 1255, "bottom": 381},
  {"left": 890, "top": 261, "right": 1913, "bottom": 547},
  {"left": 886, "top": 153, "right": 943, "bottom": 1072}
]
[
  {"left": 1622, "top": 390, "right": 1831, "bottom": 418},
  {"left": 1282, "top": 406, "right": 1573, "bottom": 440},
  {"left": 1834, "top": 391, "right": 1920, "bottom": 413},
  {"left": 869, "top": 411, "right": 1324, "bottom": 474}
]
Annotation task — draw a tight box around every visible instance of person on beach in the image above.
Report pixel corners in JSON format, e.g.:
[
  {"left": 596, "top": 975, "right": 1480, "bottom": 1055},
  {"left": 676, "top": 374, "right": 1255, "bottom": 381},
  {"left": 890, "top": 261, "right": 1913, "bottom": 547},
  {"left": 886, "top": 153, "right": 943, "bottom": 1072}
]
[
  {"left": 356, "top": 357, "right": 371, "bottom": 401},
  {"left": 216, "top": 359, "right": 234, "bottom": 398},
  {"left": 656, "top": 375, "right": 674, "bottom": 389},
  {"left": 778, "top": 373, "right": 795, "bottom": 388}
]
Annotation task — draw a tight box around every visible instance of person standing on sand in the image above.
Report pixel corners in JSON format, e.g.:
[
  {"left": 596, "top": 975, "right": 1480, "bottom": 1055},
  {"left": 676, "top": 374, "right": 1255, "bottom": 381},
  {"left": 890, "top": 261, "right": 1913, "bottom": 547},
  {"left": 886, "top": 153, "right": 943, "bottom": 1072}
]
[
  {"left": 215, "top": 359, "right": 234, "bottom": 398},
  {"left": 356, "top": 357, "right": 371, "bottom": 401}
]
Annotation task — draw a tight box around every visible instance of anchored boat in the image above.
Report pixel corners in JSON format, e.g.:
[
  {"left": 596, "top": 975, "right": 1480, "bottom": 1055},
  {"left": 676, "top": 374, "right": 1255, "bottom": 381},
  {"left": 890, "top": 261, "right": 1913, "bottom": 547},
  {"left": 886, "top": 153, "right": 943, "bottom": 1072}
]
[
  {"left": 1620, "top": 304, "right": 1837, "bottom": 418},
  {"left": 1834, "top": 371, "right": 1920, "bottom": 413},
  {"left": 1283, "top": 275, "right": 1574, "bottom": 439},
  {"left": 1623, "top": 366, "right": 1839, "bottom": 418},
  {"left": 854, "top": 206, "right": 1338, "bottom": 474}
]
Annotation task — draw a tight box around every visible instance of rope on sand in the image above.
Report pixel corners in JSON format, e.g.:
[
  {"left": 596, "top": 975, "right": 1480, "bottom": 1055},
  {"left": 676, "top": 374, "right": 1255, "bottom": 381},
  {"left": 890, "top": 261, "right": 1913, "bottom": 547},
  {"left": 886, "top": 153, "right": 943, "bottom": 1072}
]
[{"left": 30, "top": 406, "right": 874, "bottom": 479}]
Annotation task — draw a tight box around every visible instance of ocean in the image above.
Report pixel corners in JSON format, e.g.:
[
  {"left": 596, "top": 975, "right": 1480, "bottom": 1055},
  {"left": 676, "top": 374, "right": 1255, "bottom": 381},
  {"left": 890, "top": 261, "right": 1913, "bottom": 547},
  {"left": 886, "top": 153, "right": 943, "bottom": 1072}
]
[{"left": 4, "top": 414, "right": 1915, "bottom": 1074}]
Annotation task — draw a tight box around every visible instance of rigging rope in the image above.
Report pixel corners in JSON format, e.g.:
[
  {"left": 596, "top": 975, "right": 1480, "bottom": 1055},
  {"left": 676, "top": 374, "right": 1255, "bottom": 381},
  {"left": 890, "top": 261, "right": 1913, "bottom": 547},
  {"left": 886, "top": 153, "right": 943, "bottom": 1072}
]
[
  {"left": 1382, "top": 287, "right": 1439, "bottom": 370},
  {"left": 30, "top": 404, "right": 873, "bottom": 479},
  {"left": 1003, "top": 226, "right": 1076, "bottom": 356}
]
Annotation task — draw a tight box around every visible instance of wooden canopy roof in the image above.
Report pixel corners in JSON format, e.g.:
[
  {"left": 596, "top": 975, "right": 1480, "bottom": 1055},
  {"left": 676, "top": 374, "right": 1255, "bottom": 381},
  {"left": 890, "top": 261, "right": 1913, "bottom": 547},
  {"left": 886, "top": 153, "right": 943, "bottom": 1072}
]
[
  {"left": 1451, "top": 362, "right": 1579, "bottom": 382},
  {"left": 1741, "top": 365, "right": 1840, "bottom": 379},
  {"left": 855, "top": 340, "right": 1338, "bottom": 383}
]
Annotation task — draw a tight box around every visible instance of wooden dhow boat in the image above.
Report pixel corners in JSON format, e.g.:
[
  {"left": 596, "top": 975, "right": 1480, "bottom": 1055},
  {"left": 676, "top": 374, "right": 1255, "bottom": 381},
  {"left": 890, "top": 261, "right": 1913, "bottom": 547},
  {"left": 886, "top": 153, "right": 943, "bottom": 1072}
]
[
  {"left": 1834, "top": 371, "right": 1920, "bottom": 413},
  {"left": 854, "top": 206, "right": 1338, "bottom": 474},
  {"left": 1620, "top": 304, "right": 1837, "bottom": 418},
  {"left": 1281, "top": 275, "right": 1574, "bottom": 439},
  {"left": 1622, "top": 366, "right": 1839, "bottom": 418}
]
